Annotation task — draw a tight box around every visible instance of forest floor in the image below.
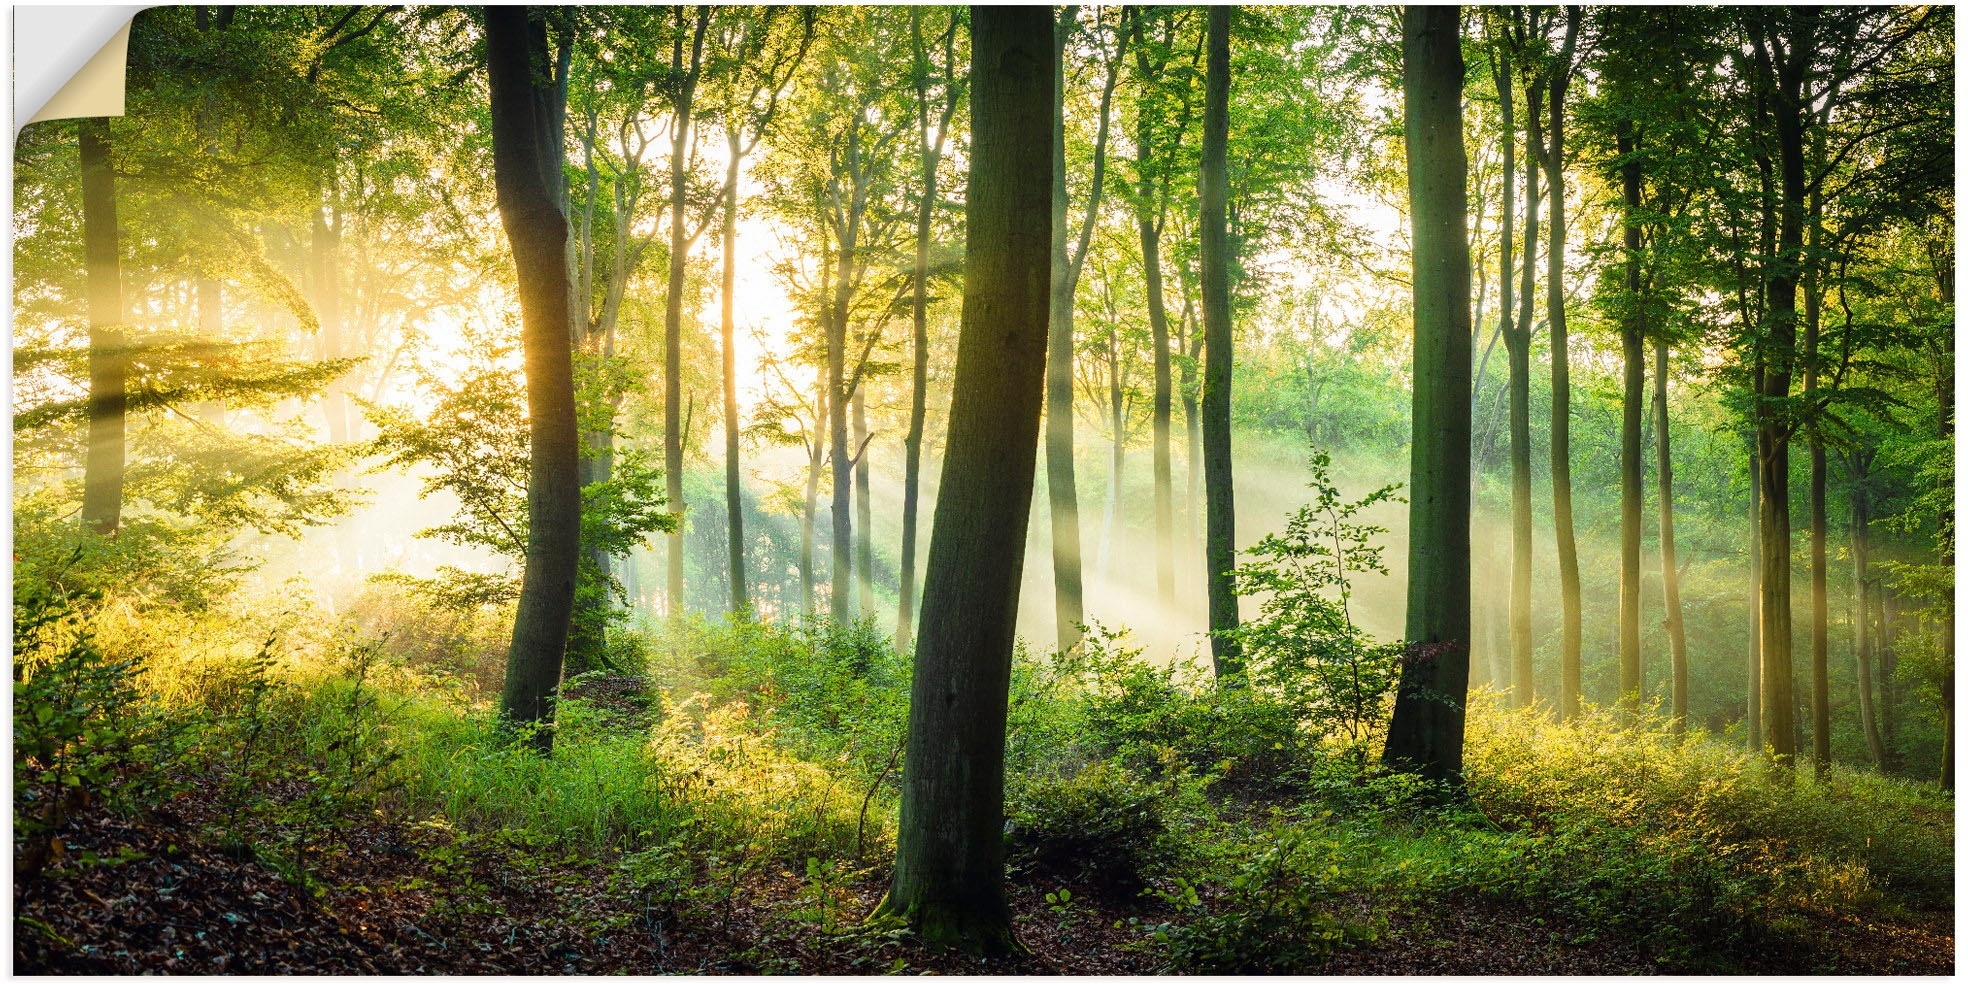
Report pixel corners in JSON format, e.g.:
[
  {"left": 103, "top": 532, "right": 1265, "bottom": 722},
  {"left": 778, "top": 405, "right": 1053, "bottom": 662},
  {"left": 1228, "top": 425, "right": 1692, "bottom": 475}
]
[{"left": 16, "top": 767, "right": 1955, "bottom": 976}]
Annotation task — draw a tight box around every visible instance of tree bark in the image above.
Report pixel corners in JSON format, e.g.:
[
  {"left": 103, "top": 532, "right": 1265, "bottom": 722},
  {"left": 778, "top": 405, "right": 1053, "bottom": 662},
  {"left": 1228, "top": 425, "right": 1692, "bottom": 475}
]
[
  {"left": 1382, "top": 4, "right": 1471, "bottom": 786},
  {"left": 1043, "top": 7, "right": 1123, "bottom": 655},
  {"left": 875, "top": 6, "right": 1051, "bottom": 953},
  {"left": 1655, "top": 333, "right": 1690, "bottom": 733},
  {"left": 1199, "top": 6, "right": 1241, "bottom": 678},
  {"left": 487, "top": 5, "right": 581, "bottom": 749},
  {"left": 1748, "top": 433, "right": 1764, "bottom": 749},
  {"left": 1544, "top": 9, "right": 1582, "bottom": 722},
  {"left": 1617, "top": 122, "right": 1644, "bottom": 707},
  {"left": 79, "top": 118, "right": 126, "bottom": 536},
  {"left": 853, "top": 384, "right": 875, "bottom": 618},
  {"left": 663, "top": 9, "right": 709, "bottom": 616},
  {"left": 720, "top": 137, "right": 749, "bottom": 616},
  {"left": 1511, "top": 64, "right": 1541, "bottom": 710}
]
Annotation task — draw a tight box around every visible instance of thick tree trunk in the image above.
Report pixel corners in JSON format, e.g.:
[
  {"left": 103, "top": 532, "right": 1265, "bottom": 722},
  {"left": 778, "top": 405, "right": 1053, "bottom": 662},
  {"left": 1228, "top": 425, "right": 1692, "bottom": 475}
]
[
  {"left": 1199, "top": 6, "right": 1241, "bottom": 678},
  {"left": 1617, "top": 123, "right": 1644, "bottom": 707},
  {"left": 487, "top": 6, "right": 581, "bottom": 749},
  {"left": 79, "top": 119, "right": 126, "bottom": 536},
  {"left": 875, "top": 7, "right": 1052, "bottom": 953},
  {"left": 1382, "top": 4, "right": 1471, "bottom": 785},
  {"left": 721, "top": 142, "right": 749, "bottom": 616},
  {"left": 1544, "top": 10, "right": 1582, "bottom": 722},
  {"left": 1655, "top": 334, "right": 1690, "bottom": 733}
]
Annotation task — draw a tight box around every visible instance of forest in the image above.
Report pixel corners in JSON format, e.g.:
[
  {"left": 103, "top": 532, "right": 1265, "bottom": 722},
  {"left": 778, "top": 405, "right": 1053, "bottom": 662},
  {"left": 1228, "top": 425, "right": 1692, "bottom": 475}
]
[{"left": 11, "top": 4, "right": 1956, "bottom": 974}]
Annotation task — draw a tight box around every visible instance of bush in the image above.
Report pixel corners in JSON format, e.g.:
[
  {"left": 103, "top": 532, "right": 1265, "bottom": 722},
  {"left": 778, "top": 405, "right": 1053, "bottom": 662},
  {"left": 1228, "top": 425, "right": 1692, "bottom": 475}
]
[
  {"left": 1149, "top": 823, "right": 1378, "bottom": 972},
  {"left": 1006, "top": 760, "right": 1176, "bottom": 895}
]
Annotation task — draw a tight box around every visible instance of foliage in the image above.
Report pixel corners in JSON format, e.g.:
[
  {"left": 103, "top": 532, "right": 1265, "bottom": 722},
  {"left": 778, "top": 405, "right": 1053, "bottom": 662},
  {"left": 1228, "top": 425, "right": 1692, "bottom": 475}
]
[{"left": 1233, "top": 449, "right": 1406, "bottom": 770}]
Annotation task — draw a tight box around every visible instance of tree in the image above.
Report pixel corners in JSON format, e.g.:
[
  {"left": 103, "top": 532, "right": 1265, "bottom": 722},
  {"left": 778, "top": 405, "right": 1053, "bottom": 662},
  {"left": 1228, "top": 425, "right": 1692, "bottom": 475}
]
[
  {"left": 485, "top": 4, "right": 582, "bottom": 748},
  {"left": 79, "top": 119, "right": 127, "bottom": 536},
  {"left": 875, "top": 5, "right": 1051, "bottom": 954},
  {"left": 1381, "top": 3, "right": 1471, "bottom": 786},
  {"left": 1044, "top": 6, "right": 1126, "bottom": 655},
  {"left": 1198, "top": 5, "right": 1240, "bottom": 677},
  {"left": 895, "top": 6, "right": 964, "bottom": 652},
  {"left": 711, "top": 8, "right": 814, "bottom": 616},
  {"left": 1542, "top": 8, "right": 1582, "bottom": 722},
  {"left": 661, "top": 7, "right": 711, "bottom": 615},
  {"left": 1490, "top": 16, "right": 1535, "bottom": 709},
  {"left": 1615, "top": 118, "right": 1645, "bottom": 708}
]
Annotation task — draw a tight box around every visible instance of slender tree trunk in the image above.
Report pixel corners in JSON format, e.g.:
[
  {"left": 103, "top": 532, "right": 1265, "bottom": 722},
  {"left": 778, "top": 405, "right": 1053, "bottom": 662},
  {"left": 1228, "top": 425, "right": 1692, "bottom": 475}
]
[
  {"left": 1101, "top": 336, "right": 1124, "bottom": 574},
  {"left": 1617, "top": 122, "right": 1644, "bottom": 707},
  {"left": 663, "top": 11, "right": 708, "bottom": 617},
  {"left": 802, "top": 382, "right": 827, "bottom": 617},
  {"left": 897, "top": 130, "right": 941, "bottom": 651},
  {"left": 876, "top": 8, "right": 1051, "bottom": 952},
  {"left": 1045, "top": 8, "right": 1087, "bottom": 654},
  {"left": 1199, "top": 6, "right": 1241, "bottom": 678},
  {"left": 79, "top": 119, "right": 126, "bottom": 536},
  {"left": 1545, "top": 10, "right": 1582, "bottom": 722},
  {"left": 313, "top": 175, "right": 348, "bottom": 443},
  {"left": 1803, "top": 190, "right": 1829, "bottom": 772},
  {"left": 487, "top": 5, "right": 580, "bottom": 748},
  {"left": 1132, "top": 34, "right": 1177, "bottom": 609},
  {"left": 721, "top": 142, "right": 749, "bottom": 616},
  {"left": 1382, "top": 4, "right": 1471, "bottom": 785},
  {"left": 1655, "top": 334, "right": 1690, "bottom": 733},
  {"left": 854, "top": 385, "right": 875, "bottom": 618},
  {"left": 1851, "top": 471, "right": 1887, "bottom": 768},
  {"left": 1510, "top": 68, "right": 1540, "bottom": 709},
  {"left": 1748, "top": 433, "right": 1764, "bottom": 749}
]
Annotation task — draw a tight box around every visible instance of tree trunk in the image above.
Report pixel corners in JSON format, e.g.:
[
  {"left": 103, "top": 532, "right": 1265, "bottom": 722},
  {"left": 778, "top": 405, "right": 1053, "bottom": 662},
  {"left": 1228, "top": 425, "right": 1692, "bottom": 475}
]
[
  {"left": 663, "top": 11, "right": 708, "bottom": 617},
  {"left": 853, "top": 384, "right": 875, "bottom": 619},
  {"left": 1133, "top": 28, "right": 1177, "bottom": 609},
  {"left": 1748, "top": 433, "right": 1764, "bottom": 750},
  {"left": 1803, "top": 190, "right": 1829, "bottom": 773},
  {"left": 1655, "top": 334, "right": 1690, "bottom": 733},
  {"left": 487, "top": 5, "right": 581, "bottom": 749},
  {"left": 1382, "top": 3, "right": 1471, "bottom": 785},
  {"left": 1510, "top": 67, "right": 1540, "bottom": 710},
  {"left": 1851, "top": 469, "right": 1887, "bottom": 768},
  {"left": 1544, "top": 9, "right": 1582, "bottom": 722},
  {"left": 1044, "top": 8, "right": 1087, "bottom": 654},
  {"left": 875, "top": 7, "right": 1051, "bottom": 953},
  {"left": 79, "top": 118, "right": 126, "bottom": 536},
  {"left": 1617, "top": 122, "right": 1644, "bottom": 707},
  {"left": 1101, "top": 334, "right": 1124, "bottom": 574},
  {"left": 802, "top": 375, "right": 827, "bottom": 617},
  {"left": 1199, "top": 6, "right": 1241, "bottom": 678},
  {"left": 721, "top": 139, "right": 749, "bottom": 616}
]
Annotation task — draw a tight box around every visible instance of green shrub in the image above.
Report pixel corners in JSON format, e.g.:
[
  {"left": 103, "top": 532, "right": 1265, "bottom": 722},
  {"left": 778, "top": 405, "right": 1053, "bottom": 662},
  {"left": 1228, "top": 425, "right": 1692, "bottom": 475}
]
[
  {"left": 1006, "top": 760, "right": 1176, "bottom": 895},
  {"left": 1149, "top": 823, "right": 1378, "bottom": 972}
]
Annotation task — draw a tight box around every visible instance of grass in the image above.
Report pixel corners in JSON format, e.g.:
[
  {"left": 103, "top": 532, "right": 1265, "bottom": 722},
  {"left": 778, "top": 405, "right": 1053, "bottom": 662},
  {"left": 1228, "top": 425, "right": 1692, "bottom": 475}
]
[{"left": 15, "top": 582, "right": 1956, "bottom": 973}]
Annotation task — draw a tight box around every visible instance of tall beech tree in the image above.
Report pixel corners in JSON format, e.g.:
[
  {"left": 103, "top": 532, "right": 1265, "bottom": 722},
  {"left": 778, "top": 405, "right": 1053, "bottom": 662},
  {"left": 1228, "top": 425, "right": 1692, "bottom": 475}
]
[
  {"left": 1542, "top": 7, "right": 1582, "bottom": 722},
  {"left": 896, "top": 7, "right": 964, "bottom": 652},
  {"left": 1381, "top": 3, "right": 1471, "bottom": 785},
  {"left": 1044, "top": 6, "right": 1125, "bottom": 655},
  {"left": 1616, "top": 118, "right": 1644, "bottom": 707},
  {"left": 79, "top": 119, "right": 127, "bottom": 536},
  {"left": 712, "top": 7, "right": 812, "bottom": 616},
  {"left": 876, "top": 6, "right": 1051, "bottom": 952},
  {"left": 1198, "top": 5, "right": 1240, "bottom": 677},
  {"left": 485, "top": 4, "right": 581, "bottom": 748},
  {"left": 661, "top": 7, "right": 711, "bottom": 614}
]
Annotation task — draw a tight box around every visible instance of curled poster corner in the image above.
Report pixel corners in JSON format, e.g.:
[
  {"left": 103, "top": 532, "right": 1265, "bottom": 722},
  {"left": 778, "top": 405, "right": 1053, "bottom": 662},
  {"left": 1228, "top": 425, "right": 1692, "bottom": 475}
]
[{"left": 14, "top": 6, "right": 147, "bottom": 135}]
